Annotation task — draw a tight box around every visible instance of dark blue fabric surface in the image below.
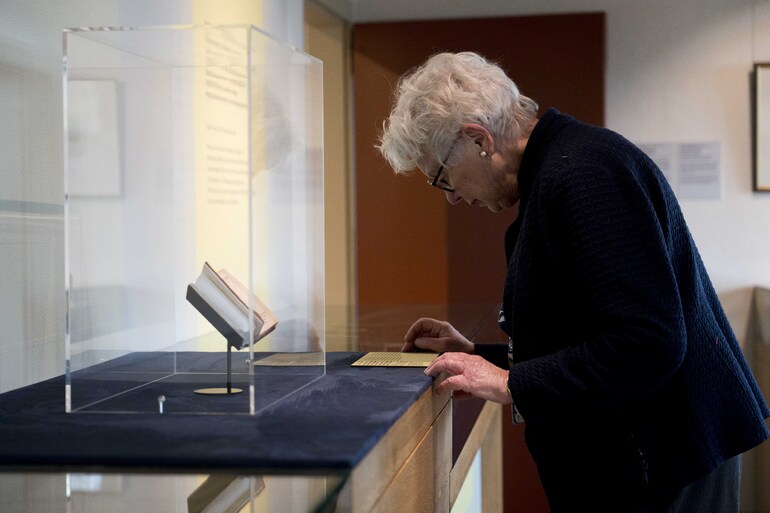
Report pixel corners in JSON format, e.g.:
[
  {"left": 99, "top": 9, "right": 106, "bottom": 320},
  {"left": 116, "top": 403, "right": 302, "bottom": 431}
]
[
  {"left": 68, "top": 351, "right": 327, "bottom": 414},
  {"left": 0, "top": 352, "right": 432, "bottom": 473}
]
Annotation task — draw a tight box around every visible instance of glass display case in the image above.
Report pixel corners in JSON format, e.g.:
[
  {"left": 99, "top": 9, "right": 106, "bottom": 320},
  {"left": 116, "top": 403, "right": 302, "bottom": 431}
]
[{"left": 63, "top": 25, "right": 325, "bottom": 415}]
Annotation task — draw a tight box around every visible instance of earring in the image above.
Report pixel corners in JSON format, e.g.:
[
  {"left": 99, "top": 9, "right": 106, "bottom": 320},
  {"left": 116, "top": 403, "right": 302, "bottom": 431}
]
[{"left": 480, "top": 150, "right": 489, "bottom": 159}]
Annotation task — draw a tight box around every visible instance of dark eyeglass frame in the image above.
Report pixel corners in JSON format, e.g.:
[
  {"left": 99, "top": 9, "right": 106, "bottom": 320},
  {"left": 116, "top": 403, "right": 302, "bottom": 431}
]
[
  {"left": 427, "top": 164, "right": 454, "bottom": 192},
  {"left": 427, "top": 147, "right": 455, "bottom": 192}
]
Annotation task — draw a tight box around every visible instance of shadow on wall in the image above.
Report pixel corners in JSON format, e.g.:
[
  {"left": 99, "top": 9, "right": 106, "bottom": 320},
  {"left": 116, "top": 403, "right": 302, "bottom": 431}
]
[
  {"left": 742, "top": 287, "right": 770, "bottom": 513},
  {"left": 720, "top": 287, "right": 756, "bottom": 349}
]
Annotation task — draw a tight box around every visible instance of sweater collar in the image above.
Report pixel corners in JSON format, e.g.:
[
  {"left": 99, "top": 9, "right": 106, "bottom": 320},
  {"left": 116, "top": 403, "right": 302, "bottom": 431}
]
[
  {"left": 517, "top": 108, "right": 574, "bottom": 201},
  {"left": 505, "top": 109, "right": 574, "bottom": 262}
]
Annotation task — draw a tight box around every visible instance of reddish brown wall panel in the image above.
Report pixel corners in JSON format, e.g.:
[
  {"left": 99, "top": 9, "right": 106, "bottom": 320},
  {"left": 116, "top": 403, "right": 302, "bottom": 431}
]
[
  {"left": 353, "top": 13, "right": 605, "bottom": 512},
  {"left": 354, "top": 13, "right": 604, "bottom": 307},
  {"left": 353, "top": 45, "right": 451, "bottom": 305}
]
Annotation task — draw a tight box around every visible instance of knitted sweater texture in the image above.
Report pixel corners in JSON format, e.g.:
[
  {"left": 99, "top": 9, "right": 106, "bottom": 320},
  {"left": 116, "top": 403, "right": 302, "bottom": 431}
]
[{"left": 478, "top": 109, "right": 769, "bottom": 512}]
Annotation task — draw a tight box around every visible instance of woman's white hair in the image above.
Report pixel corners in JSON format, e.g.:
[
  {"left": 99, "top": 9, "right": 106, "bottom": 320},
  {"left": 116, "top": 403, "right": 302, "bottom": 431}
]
[{"left": 377, "top": 51, "right": 538, "bottom": 174}]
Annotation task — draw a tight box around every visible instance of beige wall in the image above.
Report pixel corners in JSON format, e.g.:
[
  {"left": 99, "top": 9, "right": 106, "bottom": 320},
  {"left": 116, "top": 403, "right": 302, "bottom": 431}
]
[{"left": 305, "top": 1, "right": 356, "bottom": 347}]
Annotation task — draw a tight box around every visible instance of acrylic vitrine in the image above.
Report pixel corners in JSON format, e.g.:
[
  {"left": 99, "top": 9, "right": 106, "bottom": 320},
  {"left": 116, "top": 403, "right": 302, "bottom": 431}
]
[{"left": 63, "top": 25, "right": 325, "bottom": 414}]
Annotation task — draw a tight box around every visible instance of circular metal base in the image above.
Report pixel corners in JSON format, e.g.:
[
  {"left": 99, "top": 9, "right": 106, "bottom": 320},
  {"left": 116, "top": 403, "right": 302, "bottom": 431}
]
[{"left": 193, "top": 387, "right": 244, "bottom": 395}]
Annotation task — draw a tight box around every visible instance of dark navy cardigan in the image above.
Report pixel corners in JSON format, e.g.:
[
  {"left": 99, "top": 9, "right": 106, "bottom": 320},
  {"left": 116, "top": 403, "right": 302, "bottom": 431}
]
[{"left": 476, "top": 109, "right": 769, "bottom": 512}]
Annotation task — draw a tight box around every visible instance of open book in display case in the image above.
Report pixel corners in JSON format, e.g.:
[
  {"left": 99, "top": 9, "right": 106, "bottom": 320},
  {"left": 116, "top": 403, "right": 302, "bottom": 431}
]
[{"left": 63, "top": 25, "right": 325, "bottom": 415}]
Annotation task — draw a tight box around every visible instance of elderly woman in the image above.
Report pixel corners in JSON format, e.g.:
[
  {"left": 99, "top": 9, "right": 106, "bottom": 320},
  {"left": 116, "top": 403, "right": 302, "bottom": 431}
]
[{"left": 378, "top": 52, "right": 769, "bottom": 513}]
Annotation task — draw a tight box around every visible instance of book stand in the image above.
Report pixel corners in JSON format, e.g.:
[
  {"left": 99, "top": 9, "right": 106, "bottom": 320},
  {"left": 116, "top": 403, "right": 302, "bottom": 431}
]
[{"left": 193, "top": 343, "right": 243, "bottom": 396}]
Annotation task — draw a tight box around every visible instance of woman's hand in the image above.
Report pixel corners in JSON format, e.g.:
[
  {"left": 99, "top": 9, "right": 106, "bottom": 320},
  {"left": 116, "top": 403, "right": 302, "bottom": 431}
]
[
  {"left": 425, "top": 352, "right": 511, "bottom": 403},
  {"left": 402, "top": 318, "right": 475, "bottom": 354}
]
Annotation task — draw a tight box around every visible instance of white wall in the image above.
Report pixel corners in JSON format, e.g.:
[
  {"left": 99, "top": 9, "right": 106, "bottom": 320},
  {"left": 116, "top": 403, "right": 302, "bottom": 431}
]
[{"left": 336, "top": 0, "right": 770, "bottom": 344}]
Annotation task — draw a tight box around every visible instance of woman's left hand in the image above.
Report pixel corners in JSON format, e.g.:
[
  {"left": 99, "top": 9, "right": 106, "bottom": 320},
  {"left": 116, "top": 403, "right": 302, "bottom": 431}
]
[{"left": 425, "top": 352, "right": 511, "bottom": 403}]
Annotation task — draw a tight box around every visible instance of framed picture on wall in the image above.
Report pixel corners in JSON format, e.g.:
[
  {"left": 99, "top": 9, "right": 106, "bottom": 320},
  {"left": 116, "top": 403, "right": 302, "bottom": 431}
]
[{"left": 755, "top": 63, "right": 770, "bottom": 191}]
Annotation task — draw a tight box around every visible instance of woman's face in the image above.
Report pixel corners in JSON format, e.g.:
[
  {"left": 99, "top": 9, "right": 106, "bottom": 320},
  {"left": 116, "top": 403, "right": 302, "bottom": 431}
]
[{"left": 427, "top": 138, "right": 521, "bottom": 213}]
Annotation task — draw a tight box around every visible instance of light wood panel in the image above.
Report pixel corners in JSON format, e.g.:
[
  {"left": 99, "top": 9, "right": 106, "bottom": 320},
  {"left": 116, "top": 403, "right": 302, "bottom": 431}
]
[
  {"left": 369, "top": 398, "right": 452, "bottom": 513},
  {"left": 481, "top": 407, "right": 504, "bottom": 513},
  {"left": 450, "top": 401, "right": 503, "bottom": 512},
  {"left": 336, "top": 380, "right": 451, "bottom": 512},
  {"left": 334, "top": 388, "right": 504, "bottom": 512}
]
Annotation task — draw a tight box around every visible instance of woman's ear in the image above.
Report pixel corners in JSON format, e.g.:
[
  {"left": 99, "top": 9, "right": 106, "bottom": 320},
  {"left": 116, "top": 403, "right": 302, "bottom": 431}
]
[{"left": 460, "top": 123, "right": 494, "bottom": 153}]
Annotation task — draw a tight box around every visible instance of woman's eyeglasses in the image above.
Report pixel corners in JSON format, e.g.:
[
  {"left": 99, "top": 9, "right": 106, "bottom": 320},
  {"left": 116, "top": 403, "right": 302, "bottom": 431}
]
[
  {"left": 427, "top": 164, "right": 454, "bottom": 192},
  {"left": 427, "top": 146, "right": 455, "bottom": 192}
]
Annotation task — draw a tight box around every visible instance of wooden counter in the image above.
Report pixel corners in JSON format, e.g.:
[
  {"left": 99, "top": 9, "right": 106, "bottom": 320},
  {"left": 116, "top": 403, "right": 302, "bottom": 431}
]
[
  {"left": 0, "top": 351, "right": 502, "bottom": 512},
  {"left": 337, "top": 380, "right": 502, "bottom": 513}
]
